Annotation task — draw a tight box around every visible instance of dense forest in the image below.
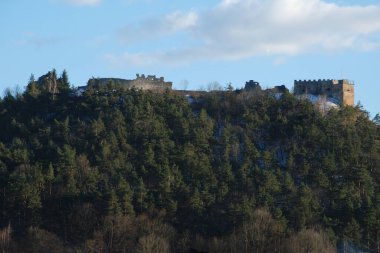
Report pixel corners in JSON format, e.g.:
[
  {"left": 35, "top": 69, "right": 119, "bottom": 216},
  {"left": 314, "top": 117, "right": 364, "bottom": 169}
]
[{"left": 0, "top": 70, "right": 379, "bottom": 253}]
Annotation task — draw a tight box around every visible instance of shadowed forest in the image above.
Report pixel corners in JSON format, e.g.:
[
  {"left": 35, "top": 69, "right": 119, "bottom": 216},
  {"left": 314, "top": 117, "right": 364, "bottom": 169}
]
[{"left": 0, "top": 71, "right": 379, "bottom": 252}]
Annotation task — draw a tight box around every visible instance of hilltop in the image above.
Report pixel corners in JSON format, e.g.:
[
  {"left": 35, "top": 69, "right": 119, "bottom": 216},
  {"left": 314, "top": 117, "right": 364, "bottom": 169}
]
[
  {"left": 78, "top": 73, "right": 355, "bottom": 112},
  {"left": 0, "top": 70, "right": 378, "bottom": 253}
]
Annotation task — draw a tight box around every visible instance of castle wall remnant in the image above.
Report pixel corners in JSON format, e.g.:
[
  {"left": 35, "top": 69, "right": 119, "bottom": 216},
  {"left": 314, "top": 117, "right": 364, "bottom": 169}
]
[
  {"left": 244, "top": 80, "right": 261, "bottom": 91},
  {"left": 294, "top": 79, "right": 354, "bottom": 106},
  {"left": 87, "top": 74, "right": 172, "bottom": 91},
  {"left": 270, "top": 85, "right": 288, "bottom": 93}
]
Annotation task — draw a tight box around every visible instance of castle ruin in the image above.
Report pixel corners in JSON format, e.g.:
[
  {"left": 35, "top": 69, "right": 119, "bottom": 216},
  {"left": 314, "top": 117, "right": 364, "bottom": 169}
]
[
  {"left": 244, "top": 80, "right": 261, "bottom": 91},
  {"left": 82, "top": 73, "right": 355, "bottom": 108},
  {"left": 87, "top": 74, "right": 172, "bottom": 91},
  {"left": 294, "top": 79, "right": 354, "bottom": 106}
]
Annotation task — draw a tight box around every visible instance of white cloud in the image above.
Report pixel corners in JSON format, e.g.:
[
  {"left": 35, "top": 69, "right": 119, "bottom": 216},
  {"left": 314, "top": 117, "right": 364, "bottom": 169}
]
[
  {"left": 106, "top": 52, "right": 162, "bottom": 67},
  {"left": 219, "top": 0, "right": 240, "bottom": 8},
  {"left": 63, "top": 0, "right": 101, "bottom": 6},
  {"left": 111, "top": 0, "right": 380, "bottom": 66},
  {"left": 120, "top": 11, "right": 198, "bottom": 43},
  {"left": 166, "top": 11, "right": 198, "bottom": 31}
]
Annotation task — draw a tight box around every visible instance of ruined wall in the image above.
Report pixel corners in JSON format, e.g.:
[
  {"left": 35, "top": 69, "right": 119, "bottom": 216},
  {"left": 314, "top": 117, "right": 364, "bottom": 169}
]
[
  {"left": 294, "top": 79, "right": 354, "bottom": 106},
  {"left": 88, "top": 74, "right": 172, "bottom": 91},
  {"left": 244, "top": 80, "right": 261, "bottom": 91},
  {"left": 129, "top": 74, "right": 172, "bottom": 90}
]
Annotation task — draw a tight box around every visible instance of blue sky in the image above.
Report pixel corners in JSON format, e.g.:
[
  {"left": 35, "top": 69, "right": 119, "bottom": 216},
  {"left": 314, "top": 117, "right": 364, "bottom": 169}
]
[{"left": 1, "top": 0, "right": 379, "bottom": 116}]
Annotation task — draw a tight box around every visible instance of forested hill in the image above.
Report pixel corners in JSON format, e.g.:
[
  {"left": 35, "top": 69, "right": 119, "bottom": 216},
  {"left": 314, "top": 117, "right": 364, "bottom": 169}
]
[{"left": 0, "top": 72, "right": 379, "bottom": 253}]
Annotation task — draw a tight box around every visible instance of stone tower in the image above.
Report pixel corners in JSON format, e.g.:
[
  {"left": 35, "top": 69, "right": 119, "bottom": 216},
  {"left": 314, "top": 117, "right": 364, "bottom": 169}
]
[{"left": 294, "top": 79, "right": 354, "bottom": 106}]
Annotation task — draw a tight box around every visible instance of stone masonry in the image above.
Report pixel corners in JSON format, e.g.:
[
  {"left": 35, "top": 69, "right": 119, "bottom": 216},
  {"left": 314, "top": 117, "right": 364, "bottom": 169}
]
[
  {"left": 87, "top": 74, "right": 172, "bottom": 91},
  {"left": 294, "top": 79, "right": 354, "bottom": 106}
]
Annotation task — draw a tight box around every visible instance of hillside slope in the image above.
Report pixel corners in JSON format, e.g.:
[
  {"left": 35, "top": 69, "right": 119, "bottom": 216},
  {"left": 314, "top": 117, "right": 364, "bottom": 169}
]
[{"left": 0, "top": 74, "right": 379, "bottom": 252}]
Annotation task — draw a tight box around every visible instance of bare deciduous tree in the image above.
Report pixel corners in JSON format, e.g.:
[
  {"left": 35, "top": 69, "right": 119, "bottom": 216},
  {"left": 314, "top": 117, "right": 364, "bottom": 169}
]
[
  {"left": 137, "top": 234, "right": 170, "bottom": 253},
  {"left": 283, "top": 229, "right": 335, "bottom": 253},
  {"left": 0, "top": 224, "right": 11, "bottom": 253}
]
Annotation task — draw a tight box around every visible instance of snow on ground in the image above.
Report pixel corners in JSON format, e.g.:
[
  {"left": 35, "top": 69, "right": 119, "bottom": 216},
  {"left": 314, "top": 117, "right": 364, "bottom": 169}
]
[{"left": 296, "top": 94, "right": 339, "bottom": 111}]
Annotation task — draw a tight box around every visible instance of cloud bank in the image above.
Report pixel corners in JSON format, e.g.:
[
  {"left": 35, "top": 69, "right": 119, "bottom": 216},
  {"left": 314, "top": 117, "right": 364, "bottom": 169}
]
[
  {"left": 120, "top": 11, "right": 198, "bottom": 43},
  {"left": 109, "top": 0, "right": 380, "bottom": 66}
]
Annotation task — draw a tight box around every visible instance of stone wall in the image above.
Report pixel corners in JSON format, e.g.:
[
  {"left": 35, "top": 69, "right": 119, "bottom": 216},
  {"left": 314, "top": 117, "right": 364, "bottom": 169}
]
[
  {"left": 294, "top": 79, "right": 354, "bottom": 106},
  {"left": 244, "top": 80, "right": 261, "bottom": 91},
  {"left": 87, "top": 74, "right": 172, "bottom": 91},
  {"left": 342, "top": 82, "right": 355, "bottom": 106}
]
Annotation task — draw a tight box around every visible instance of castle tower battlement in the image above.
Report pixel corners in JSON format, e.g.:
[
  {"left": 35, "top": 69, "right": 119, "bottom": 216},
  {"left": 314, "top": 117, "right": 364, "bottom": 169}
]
[{"left": 294, "top": 79, "right": 354, "bottom": 106}]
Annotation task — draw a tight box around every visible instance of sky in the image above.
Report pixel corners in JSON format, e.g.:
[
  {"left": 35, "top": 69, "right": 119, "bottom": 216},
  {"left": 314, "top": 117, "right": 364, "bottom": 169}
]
[{"left": 0, "top": 0, "right": 379, "bottom": 117}]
